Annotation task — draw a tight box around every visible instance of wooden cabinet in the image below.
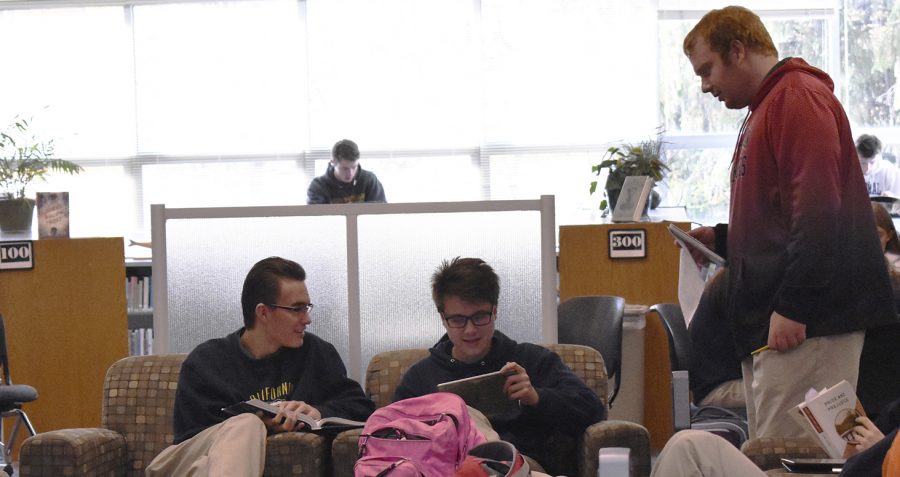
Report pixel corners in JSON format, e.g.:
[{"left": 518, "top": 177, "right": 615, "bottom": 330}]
[
  {"left": 0, "top": 238, "right": 128, "bottom": 443},
  {"left": 559, "top": 221, "right": 687, "bottom": 304},
  {"left": 559, "top": 221, "right": 689, "bottom": 450}
]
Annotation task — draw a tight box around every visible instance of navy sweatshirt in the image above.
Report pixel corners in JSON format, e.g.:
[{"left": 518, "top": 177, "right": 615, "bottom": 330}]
[
  {"left": 172, "top": 329, "right": 373, "bottom": 444},
  {"left": 393, "top": 331, "right": 605, "bottom": 474}
]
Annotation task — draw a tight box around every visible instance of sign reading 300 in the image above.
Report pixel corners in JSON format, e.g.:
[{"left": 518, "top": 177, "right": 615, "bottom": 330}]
[{"left": 608, "top": 229, "right": 646, "bottom": 259}]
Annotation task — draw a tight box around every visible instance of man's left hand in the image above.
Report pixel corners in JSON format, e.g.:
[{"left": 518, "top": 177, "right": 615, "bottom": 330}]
[
  {"left": 767, "top": 311, "right": 806, "bottom": 352},
  {"left": 500, "top": 362, "right": 539, "bottom": 407},
  {"left": 263, "top": 400, "right": 322, "bottom": 434}
]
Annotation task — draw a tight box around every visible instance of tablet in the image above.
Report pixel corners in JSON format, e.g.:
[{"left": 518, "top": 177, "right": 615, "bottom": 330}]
[
  {"left": 437, "top": 371, "right": 520, "bottom": 418},
  {"left": 667, "top": 223, "right": 725, "bottom": 267},
  {"left": 780, "top": 457, "right": 844, "bottom": 474}
]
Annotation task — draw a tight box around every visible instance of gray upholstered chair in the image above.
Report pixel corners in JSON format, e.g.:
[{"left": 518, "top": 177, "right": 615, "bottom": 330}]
[
  {"left": 0, "top": 312, "right": 38, "bottom": 476},
  {"left": 331, "top": 343, "right": 652, "bottom": 477},
  {"left": 557, "top": 296, "right": 625, "bottom": 406},
  {"left": 19, "top": 354, "right": 326, "bottom": 477}
]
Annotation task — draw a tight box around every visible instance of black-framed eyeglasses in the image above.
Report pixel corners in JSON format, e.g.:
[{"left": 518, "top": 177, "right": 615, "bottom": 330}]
[
  {"left": 266, "top": 303, "right": 314, "bottom": 314},
  {"left": 441, "top": 309, "right": 494, "bottom": 328}
]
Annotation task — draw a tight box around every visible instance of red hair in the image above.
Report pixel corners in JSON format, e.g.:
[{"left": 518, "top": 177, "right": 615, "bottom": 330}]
[{"left": 683, "top": 6, "right": 778, "bottom": 61}]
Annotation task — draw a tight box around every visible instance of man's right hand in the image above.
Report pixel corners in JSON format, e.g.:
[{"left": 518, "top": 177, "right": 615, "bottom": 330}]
[
  {"left": 681, "top": 226, "right": 716, "bottom": 267},
  {"left": 844, "top": 416, "right": 885, "bottom": 457}
]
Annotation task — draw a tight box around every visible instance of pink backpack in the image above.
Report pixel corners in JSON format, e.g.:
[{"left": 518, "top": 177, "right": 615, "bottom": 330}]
[{"left": 354, "top": 392, "right": 487, "bottom": 477}]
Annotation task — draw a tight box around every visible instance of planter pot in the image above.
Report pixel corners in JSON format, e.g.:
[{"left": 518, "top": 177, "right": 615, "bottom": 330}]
[{"left": 0, "top": 197, "right": 36, "bottom": 234}]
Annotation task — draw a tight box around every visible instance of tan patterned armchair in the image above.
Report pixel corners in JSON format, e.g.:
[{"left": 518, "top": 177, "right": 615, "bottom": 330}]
[
  {"left": 331, "top": 344, "right": 652, "bottom": 477},
  {"left": 741, "top": 436, "right": 831, "bottom": 476},
  {"left": 18, "top": 354, "right": 327, "bottom": 477}
]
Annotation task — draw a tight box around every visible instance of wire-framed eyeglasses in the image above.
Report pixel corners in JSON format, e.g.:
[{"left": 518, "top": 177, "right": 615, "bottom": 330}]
[
  {"left": 266, "top": 303, "right": 314, "bottom": 314},
  {"left": 441, "top": 309, "right": 494, "bottom": 328}
]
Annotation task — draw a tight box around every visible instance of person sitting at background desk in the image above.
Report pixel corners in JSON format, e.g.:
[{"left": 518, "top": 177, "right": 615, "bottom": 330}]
[
  {"left": 858, "top": 134, "right": 900, "bottom": 199},
  {"left": 857, "top": 202, "right": 900, "bottom": 421},
  {"left": 393, "top": 257, "right": 605, "bottom": 476},
  {"left": 307, "top": 139, "right": 386, "bottom": 204},
  {"left": 689, "top": 268, "right": 745, "bottom": 410}
]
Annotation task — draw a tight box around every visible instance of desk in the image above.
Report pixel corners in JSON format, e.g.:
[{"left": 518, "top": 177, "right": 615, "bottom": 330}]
[
  {"left": 558, "top": 221, "right": 686, "bottom": 304},
  {"left": 559, "top": 221, "right": 689, "bottom": 450},
  {"left": 0, "top": 238, "right": 128, "bottom": 457}
]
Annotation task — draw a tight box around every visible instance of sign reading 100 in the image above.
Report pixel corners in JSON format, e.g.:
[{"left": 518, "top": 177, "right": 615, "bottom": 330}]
[{"left": 0, "top": 241, "right": 34, "bottom": 270}]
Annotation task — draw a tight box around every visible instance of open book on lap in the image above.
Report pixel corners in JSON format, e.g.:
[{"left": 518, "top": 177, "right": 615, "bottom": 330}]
[
  {"left": 221, "top": 398, "right": 366, "bottom": 431},
  {"left": 437, "top": 371, "right": 521, "bottom": 419}
]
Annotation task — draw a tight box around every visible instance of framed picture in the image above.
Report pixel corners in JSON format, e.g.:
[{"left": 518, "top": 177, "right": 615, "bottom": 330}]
[
  {"left": 612, "top": 176, "right": 653, "bottom": 223},
  {"left": 608, "top": 229, "right": 646, "bottom": 259}
]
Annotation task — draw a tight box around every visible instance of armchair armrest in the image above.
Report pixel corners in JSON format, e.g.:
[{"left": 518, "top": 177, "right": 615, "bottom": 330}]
[
  {"left": 580, "top": 420, "right": 651, "bottom": 477},
  {"left": 740, "top": 436, "right": 827, "bottom": 471},
  {"left": 19, "top": 428, "right": 127, "bottom": 477},
  {"left": 263, "top": 431, "right": 326, "bottom": 477},
  {"left": 330, "top": 428, "right": 362, "bottom": 477}
]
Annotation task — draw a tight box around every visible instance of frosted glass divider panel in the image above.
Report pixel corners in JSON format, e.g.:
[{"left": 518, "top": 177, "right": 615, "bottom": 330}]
[
  {"left": 163, "top": 216, "right": 348, "bottom": 356},
  {"left": 357, "top": 211, "right": 544, "bottom": 371},
  {"left": 151, "top": 197, "right": 556, "bottom": 382}
]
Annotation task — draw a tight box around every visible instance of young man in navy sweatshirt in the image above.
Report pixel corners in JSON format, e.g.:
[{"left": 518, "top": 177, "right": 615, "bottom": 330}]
[
  {"left": 394, "top": 257, "right": 605, "bottom": 475},
  {"left": 146, "top": 256, "right": 373, "bottom": 477}
]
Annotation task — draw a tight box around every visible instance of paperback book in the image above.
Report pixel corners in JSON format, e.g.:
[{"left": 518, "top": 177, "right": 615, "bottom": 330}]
[
  {"left": 36, "top": 192, "right": 69, "bottom": 239},
  {"left": 612, "top": 176, "right": 654, "bottom": 223},
  {"left": 791, "top": 380, "right": 863, "bottom": 459}
]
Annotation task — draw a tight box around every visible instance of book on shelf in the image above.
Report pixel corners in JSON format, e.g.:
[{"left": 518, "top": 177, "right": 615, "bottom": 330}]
[
  {"left": 36, "top": 192, "right": 70, "bottom": 239},
  {"left": 791, "top": 380, "right": 864, "bottom": 459},
  {"left": 221, "top": 398, "right": 366, "bottom": 430},
  {"left": 436, "top": 370, "right": 520, "bottom": 418},
  {"left": 611, "top": 175, "right": 654, "bottom": 223},
  {"left": 126, "top": 275, "right": 153, "bottom": 312},
  {"left": 128, "top": 328, "right": 154, "bottom": 356}
]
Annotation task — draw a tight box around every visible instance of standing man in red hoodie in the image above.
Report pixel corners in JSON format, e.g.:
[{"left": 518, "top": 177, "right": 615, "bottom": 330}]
[{"left": 682, "top": 6, "right": 897, "bottom": 439}]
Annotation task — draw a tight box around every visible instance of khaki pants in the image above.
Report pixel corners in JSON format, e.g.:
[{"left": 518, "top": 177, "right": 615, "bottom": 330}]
[
  {"left": 467, "top": 406, "right": 552, "bottom": 477},
  {"left": 742, "top": 331, "right": 865, "bottom": 439},
  {"left": 145, "top": 413, "right": 267, "bottom": 477},
  {"left": 699, "top": 379, "right": 746, "bottom": 409},
  {"left": 651, "top": 430, "right": 766, "bottom": 477}
]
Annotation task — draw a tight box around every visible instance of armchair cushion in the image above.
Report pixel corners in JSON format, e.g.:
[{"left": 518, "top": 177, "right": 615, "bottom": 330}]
[
  {"left": 20, "top": 354, "right": 326, "bottom": 477},
  {"left": 263, "top": 432, "right": 325, "bottom": 477},
  {"left": 20, "top": 427, "right": 126, "bottom": 477},
  {"left": 581, "top": 420, "right": 651, "bottom": 477},
  {"left": 741, "top": 436, "right": 828, "bottom": 472}
]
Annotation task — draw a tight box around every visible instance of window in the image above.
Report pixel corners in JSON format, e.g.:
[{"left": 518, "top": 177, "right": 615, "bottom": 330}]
[
  {"left": 132, "top": 1, "right": 307, "bottom": 155},
  {"left": 845, "top": 0, "right": 900, "bottom": 128},
  {"left": 0, "top": 6, "right": 134, "bottom": 158},
  {"left": 658, "top": 5, "right": 839, "bottom": 222},
  {"left": 4, "top": 0, "right": 898, "bottom": 241}
]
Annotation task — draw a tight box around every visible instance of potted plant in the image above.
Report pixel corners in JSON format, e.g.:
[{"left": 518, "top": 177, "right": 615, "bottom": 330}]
[
  {"left": 590, "top": 128, "right": 670, "bottom": 214},
  {"left": 0, "top": 116, "right": 82, "bottom": 233}
]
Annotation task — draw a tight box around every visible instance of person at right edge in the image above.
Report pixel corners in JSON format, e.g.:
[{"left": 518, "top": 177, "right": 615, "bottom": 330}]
[{"left": 683, "top": 5, "right": 898, "bottom": 439}]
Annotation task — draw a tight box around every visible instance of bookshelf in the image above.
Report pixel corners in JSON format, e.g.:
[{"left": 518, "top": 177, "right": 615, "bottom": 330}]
[
  {"left": 0, "top": 237, "right": 128, "bottom": 455},
  {"left": 125, "top": 259, "right": 153, "bottom": 355}
]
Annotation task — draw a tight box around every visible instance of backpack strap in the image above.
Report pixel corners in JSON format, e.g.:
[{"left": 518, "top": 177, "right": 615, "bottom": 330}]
[{"left": 459, "top": 441, "right": 530, "bottom": 477}]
